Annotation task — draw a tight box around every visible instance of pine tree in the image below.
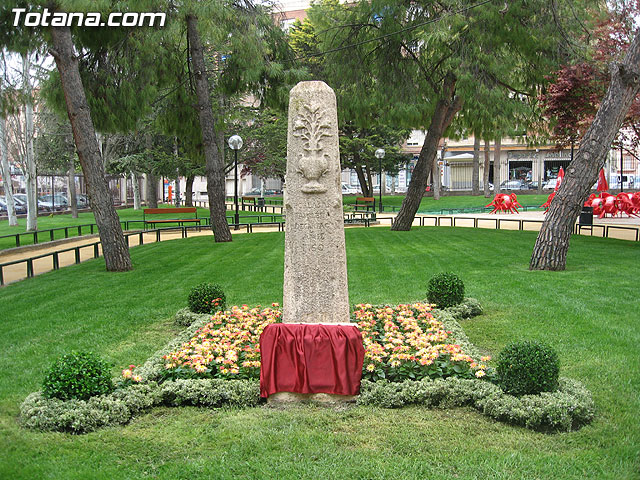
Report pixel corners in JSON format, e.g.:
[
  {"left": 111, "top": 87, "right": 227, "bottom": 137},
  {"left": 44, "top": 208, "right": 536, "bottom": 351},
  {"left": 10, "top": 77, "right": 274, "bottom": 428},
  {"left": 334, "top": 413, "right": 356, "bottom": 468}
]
[
  {"left": 309, "top": 0, "right": 588, "bottom": 229},
  {"left": 530, "top": 31, "right": 640, "bottom": 270},
  {"left": 49, "top": 23, "right": 131, "bottom": 271}
]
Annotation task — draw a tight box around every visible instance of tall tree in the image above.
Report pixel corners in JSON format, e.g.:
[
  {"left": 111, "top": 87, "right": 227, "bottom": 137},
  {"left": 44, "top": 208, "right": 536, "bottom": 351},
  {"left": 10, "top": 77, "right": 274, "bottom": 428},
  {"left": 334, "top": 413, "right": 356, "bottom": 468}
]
[
  {"left": 539, "top": 2, "right": 640, "bottom": 157},
  {"left": 0, "top": 106, "right": 17, "bottom": 226},
  {"left": 471, "top": 136, "right": 480, "bottom": 195},
  {"left": 530, "top": 31, "right": 640, "bottom": 270},
  {"left": 35, "top": 107, "right": 79, "bottom": 217},
  {"left": 49, "top": 24, "right": 131, "bottom": 271},
  {"left": 235, "top": 107, "right": 288, "bottom": 183},
  {"left": 288, "top": 14, "right": 410, "bottom": 197},
  {"left": 339, "top": 124, "right": 410, "bottom": 197},
  {"left": 186, "top": 14, "right": 232, "bottom": 242},
  {"left": 310, "top": 0, "right": 585, "bottom": 230},
  {"left": 483, "top": 140, "right": 491, "bottom": 197},
  {"left": 21, "top": 52, "right": 37, "bottom": 230}
]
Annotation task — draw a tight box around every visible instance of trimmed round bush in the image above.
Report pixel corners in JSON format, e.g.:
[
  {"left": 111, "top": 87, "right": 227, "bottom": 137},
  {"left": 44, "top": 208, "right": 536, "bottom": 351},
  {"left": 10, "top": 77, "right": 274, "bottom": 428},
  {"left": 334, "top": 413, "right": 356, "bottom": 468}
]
[
  {"left": 427, "top": 272, "right": 464, "bottom": 308},
  {"left": 42, "top": 352, "right": 114, "bottom": 401},
  {"left": 496, "top": 341, "right": 559, "bottom": 396},
  {"left": 188, "top": 283, "right": 226, "bottom": 314}
]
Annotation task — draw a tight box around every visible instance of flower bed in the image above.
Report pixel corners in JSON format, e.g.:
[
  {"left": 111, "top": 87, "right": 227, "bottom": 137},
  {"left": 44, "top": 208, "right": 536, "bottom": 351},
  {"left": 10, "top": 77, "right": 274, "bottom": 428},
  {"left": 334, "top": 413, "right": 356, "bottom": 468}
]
[
  {"left": 354, "top": 303, "right": 490, "bottom": 382},
  {"left": 161, "top": 304, "right": 281, "bottom": 380},
  {"left": 161, "top": 302, "right": 489, "bottom": 383},
  {"left": 19, "top": 301, "right": 595, "bottom": 434}
]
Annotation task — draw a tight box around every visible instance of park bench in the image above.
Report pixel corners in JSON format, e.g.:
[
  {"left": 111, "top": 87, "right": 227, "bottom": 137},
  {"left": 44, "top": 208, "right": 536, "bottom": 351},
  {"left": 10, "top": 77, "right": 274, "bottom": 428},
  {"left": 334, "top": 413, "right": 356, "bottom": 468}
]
[
  {"left": 143, "top": 207, "right": 200, "bottom": 230},
  {"left": 241, "top": 196, "right": 267, "bottom": 212},
  {"left": 241, "top": 196, "right": 257, "bottom": 211},
  {"left": 354, "top": 197, "right": 376, "bottom": 212}
]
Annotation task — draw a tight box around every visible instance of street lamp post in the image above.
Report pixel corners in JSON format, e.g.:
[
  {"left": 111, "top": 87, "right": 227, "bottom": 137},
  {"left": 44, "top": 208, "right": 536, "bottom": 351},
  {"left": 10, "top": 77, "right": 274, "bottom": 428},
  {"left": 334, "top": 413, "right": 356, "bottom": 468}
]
[
  {"left": 375, "top": 148, "right": 385, "bottom": 213},
  {"left": 228, "top": 135, "right": 243, "bottom": 230}
]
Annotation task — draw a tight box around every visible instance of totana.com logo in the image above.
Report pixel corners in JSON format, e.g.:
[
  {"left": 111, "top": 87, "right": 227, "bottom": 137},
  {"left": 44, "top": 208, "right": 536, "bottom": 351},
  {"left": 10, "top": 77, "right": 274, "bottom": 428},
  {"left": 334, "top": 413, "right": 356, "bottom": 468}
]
[{"left": 12, "top": 8, "right": 166, "bottom": 28}]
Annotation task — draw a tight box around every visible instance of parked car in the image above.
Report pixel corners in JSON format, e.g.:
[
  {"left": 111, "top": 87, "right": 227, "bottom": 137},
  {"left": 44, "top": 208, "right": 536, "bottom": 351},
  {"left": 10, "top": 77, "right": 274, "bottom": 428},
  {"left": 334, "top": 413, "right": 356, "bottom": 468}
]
[
  {"left": 75, "top": 194, "right": 90, "bottom": 208},
  {"left": 342, "top": 183, "right": 359, "bottom": 195},
  {"left": 543, "top": 178, "right": 558, "bottom": 190},
  {"left": 13, "top": 193, "right": 44, "bottom": 211},
  {"left": 499, "top": 179, "right": 528, "bottom": 190},
  {"left": 0, "top": 196, "right": 27, "bottom": 214},
  {"left": 38, "top": 194, "right": 69, "bottom": 211}
]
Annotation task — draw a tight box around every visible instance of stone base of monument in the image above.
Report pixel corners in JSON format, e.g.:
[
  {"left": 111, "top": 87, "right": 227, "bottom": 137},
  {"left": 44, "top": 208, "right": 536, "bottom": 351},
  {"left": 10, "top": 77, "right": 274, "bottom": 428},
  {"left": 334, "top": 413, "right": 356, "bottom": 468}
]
[{"left": 267, "top": 392, "right": 357, "bottom": 405}]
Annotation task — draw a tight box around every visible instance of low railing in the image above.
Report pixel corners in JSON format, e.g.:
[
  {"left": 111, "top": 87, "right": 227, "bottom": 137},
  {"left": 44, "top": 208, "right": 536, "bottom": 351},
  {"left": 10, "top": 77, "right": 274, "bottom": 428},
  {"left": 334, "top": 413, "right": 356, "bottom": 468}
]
[
  {"left": 2, "top": 213, "right": 638, "bottom": 287},
  {"left": 0, "top": 213, "right": 286, "bottom": 251}
]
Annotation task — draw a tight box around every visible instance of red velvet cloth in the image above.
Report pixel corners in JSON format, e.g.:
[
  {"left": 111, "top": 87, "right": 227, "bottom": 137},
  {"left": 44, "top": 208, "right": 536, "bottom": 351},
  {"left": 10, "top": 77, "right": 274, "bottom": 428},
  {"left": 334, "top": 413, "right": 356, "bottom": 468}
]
[{"left": 260, "top": 323, "right": 364, "bottom": 398}]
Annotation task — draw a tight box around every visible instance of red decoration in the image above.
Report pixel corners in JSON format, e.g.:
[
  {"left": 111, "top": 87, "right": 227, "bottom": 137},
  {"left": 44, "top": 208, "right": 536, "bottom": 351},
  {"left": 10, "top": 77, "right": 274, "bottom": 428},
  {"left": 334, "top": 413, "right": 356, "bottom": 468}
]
[
  {"left": 541, "top": 191, "right": 556, "bottom": 213},
  {"left": 486, "top": 193, "right": 522, "bottom": 214},
  {"left": 583, "top": 191, "right": 640, "bottom": 218},
  {"left": 259, "top": 323, "right": 364, "bottom": 398},
  {"left": 597, "top": 168, "right": 609, "bottom": 192},
  {"left": 555, "top": 167, "right": 565, "bottom": 192}
]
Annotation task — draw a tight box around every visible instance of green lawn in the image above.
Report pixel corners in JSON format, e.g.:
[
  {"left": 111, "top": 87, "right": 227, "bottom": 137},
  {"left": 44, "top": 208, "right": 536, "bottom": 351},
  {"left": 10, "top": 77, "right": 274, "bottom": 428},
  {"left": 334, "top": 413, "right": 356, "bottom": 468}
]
[
  {"left": 0, "top": 206, "right": 282, "bottom": 251},
  {"left": 0, "top": 227, "right": 638, "bottom": 479},
  {"left": 343, "top": 193, "right": 550, "bottom": 212}
]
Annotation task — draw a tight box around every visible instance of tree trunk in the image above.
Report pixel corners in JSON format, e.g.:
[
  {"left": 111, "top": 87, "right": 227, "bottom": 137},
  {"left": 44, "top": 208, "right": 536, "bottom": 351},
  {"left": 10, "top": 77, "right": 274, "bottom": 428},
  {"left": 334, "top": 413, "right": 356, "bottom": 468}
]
[
  {"left": 131, "top": 172, "right": 141, "bottom": 210},
  {"left": 23, "top": 53, "right": 37, "bottom": 232},
  {"left": 434, "top": 144, "right": 444, "bottom": 201},
  {"left": 68, "top": 159, "right": 78, "bottom": 219},
  {"left": 146, "top": 173, "right": 158, "bottom": 207},
  {"left": 187, "top": 14, "right": 232, "bottom": 242},
  {"left": 67, "top": 131, "right": 78, "bottom": 218},
  {"left": 50, "top": 24, "right": 131, "bottom": 272},
  {"left": 185, "top": 174, "right": 195, "bottom": 207},
  {"left": 536, "top": 152, "right": 543, "bottom": 193},
  {"left": 0, "top": 114, "right": 18, "bottom": 226},
  {"left": 472, "top": 136, "right": 480, "bottom": 195},
  {"left": 530, "top": 33, "right": 640, "bottom": 271},
  {"left": 173, "top": 139, "right": 181, "bottom": 207},
  {"left": 483, "top": 140, "right": 491, "bottom": 198},
  {"left": 354, "top": 159, "right": 370, "bottom": 197},
  {"left": 391, "top": 74, "right": 462, "bottom": 230},
  {"left": 144, "top": 135, "right": 158, "bottom": 208},
  {"left": 494, "top": 137, "right": 502, "bottom": 195},
  {"left": 365, "top": 165, "right": 373, "bottom": 197}
]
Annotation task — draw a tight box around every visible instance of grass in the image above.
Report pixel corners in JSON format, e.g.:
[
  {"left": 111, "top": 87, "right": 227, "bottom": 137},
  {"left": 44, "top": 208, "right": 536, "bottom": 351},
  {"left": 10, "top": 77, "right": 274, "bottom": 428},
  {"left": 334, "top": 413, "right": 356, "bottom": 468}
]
[
  {"left": 342, "top": 193, "right": 550, "bottom": 213},
  {"left": 0, "top": 206, "right": 282, "bottom": 251},
  {"left": 0, "top": 193, "right": 552, "bottom": 251},
  {"left": 0, "top": 227, "right": 639, "bottom": 479}
]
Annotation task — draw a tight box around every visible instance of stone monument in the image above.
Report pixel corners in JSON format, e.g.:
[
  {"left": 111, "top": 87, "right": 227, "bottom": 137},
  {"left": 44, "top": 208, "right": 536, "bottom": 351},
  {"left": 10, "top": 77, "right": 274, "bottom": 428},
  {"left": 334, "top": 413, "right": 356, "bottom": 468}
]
[
  {"left": 283, "top": 81, "right": 350, "bottom": 325},
  {"left": 260, "top": 81, "right": 363, "bottom": 403}
]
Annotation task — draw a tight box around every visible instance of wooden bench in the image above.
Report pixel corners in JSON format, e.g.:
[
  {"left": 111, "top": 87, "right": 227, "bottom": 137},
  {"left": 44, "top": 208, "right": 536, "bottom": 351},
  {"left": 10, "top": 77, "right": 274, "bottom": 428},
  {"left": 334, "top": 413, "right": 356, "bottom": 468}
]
[
  {"left": 241, "top": 196, "right": 257, "bottom": 211},
  {"left": 354, "top": 197, "right": 375, "bottom": 212},
  {"left": 143, "top": 207, "right": 200, "bottom": 229}
]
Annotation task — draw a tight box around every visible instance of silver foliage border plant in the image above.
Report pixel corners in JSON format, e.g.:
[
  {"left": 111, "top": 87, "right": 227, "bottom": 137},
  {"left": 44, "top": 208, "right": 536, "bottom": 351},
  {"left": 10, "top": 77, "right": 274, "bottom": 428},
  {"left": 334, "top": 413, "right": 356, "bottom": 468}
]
[{"left": 19, "top": 302, "right": 594, "bottom": 434}]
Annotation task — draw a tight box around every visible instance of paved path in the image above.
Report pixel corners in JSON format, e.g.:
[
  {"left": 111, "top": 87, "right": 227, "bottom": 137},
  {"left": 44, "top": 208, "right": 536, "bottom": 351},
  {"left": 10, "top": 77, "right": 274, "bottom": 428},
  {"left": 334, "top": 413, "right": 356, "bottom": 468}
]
[
  {"left": 1, "top": 211, "right": 638, "bottom": 286},
  {"left": 0, "top": 225, "right": 283, "bottom": 286}
]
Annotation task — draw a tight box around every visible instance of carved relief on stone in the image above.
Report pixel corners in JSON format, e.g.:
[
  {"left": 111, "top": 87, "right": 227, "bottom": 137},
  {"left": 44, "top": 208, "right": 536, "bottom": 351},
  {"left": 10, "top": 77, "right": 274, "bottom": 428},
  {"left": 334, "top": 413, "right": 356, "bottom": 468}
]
[{"left": 292, "top": 105, "right": 332, "bottom": 193}]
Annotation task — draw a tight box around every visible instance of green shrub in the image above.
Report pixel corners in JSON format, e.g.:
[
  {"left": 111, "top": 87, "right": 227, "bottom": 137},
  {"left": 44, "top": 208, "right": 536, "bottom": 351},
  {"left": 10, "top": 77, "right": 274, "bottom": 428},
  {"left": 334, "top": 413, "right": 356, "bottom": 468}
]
[
  {"left": 188, "top": 283, "right": 226, "bottom": 314},
  {"left": 174, "top": 307, "right": 211, "bottom": 327},
  {"left": 42, "top": 352, "right": 114, "bottom": 401},
  {"left": 496, "top": 341, "right": 559, "bottom": 396},
  {"left": 427, "top": 272, "right": 464, "bottom": 308},
  {"left": 20, "top": 380, "right": 259, "bottom": 434},
  {"left": 358, "top": 377, "right": 594, "bottom": 432},
  {"left": 445, "top": 298, "right": 483, "bottom": 319}
]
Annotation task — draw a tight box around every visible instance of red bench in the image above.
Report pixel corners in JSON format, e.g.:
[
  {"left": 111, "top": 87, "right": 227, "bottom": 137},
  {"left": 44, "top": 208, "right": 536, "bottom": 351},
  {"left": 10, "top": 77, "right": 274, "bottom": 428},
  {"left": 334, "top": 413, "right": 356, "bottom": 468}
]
[
  {"left": 143, "top": 207, "right": 201, "bottom": 229},
  {"left": 354, "top": 197, "right": 375, "bottom": 212}
]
